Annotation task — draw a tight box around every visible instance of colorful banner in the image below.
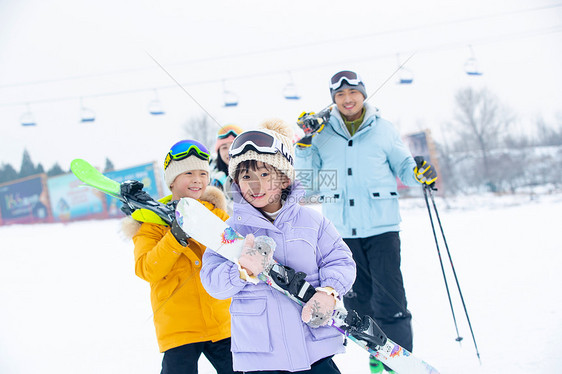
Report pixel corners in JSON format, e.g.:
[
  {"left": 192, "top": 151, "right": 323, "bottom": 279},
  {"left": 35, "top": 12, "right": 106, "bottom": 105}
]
[
  {"left": 47, "top": 173, "right": 107, "bottom": 222},
  {"left": 104, "top": 163, "right": 161, "bottom": 218},
  {"left": 0, "top": 174, "right": 52, "bottom": 225}
]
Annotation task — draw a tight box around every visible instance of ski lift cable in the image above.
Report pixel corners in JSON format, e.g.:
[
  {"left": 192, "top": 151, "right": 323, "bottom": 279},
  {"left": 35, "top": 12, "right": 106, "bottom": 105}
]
[
  {"left": 1, "top": 25, "right": 560, "bottom": 109},
  {"left": 306, "top": 52, "right": 417, "bottom": 153},
  {"left": 366, "top": 52, "right": 416, "bottom": 100},
  {"left": 312, "top": 52, "right": 416, "bottom": 115},
  {"left": 1, "top": 3, "right": 559, "bottom": 90},
  {"left": 146, "top": 51, "right": 223, "bottom": 128}
]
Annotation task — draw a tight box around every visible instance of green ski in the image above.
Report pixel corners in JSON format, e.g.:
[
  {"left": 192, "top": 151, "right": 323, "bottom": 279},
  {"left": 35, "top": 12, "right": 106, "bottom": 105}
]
[
  {"left": 70, "top": 159, "right": 121, "bottom": 198},
  {"left": 70, "top": 158, "right": 175, "bottom": 225}
]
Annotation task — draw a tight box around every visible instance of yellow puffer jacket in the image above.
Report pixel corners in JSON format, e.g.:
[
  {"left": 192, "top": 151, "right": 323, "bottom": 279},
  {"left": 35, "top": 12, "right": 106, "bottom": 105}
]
[{"left": 122, "top": 186, "right": 231, "bottom": 352}]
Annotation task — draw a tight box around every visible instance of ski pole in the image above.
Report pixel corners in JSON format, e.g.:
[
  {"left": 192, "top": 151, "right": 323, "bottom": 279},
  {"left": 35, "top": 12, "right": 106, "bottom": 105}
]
[
  {"left": 425, "top": 186, "right": 481, "bottom": 363},
  {"left": 420, "top": 184, "right": 464, "bottom": 344}
]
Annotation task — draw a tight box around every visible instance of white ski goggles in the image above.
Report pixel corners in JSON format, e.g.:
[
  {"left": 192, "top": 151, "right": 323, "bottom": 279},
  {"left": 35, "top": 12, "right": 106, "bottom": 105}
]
[
  {"left": 229, "top": 131, "right": 294, "bottom": 166},
  {"left": 329, "top": 70, "right": 364, "bottom": 91}
]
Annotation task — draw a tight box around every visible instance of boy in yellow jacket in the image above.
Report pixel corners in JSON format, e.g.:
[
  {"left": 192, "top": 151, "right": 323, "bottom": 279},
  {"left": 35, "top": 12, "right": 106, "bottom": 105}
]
[{"left": 122, "top": 139, "right": 237, "bottom": 374}]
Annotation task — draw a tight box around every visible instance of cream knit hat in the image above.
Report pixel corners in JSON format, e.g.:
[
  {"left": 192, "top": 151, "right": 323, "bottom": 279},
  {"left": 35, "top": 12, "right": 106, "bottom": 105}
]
[
  {"left": 164, "top": 140, "right": 211, "bottom": 188},
  {"left": 228, "top": 119, "right": 295, "bottom": 183}
]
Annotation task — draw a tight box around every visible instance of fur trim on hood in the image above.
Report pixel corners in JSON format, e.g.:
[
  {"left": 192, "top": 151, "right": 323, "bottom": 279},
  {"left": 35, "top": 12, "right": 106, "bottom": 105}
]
[
  {"left": 121, "top": 185, "right": 227, "bottom": 239},
  {"left": 201, "top": 185, "right": 227, "bottom": 212}
]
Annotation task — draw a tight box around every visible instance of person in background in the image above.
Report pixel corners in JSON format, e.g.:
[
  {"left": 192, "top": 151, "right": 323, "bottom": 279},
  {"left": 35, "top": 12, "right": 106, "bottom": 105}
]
[
  {"left": 200, "top": 119, "right": 356, "bottom": 373},
  {"left": 122, "top": 139, "right": 238, "bottom": 374},
  {"left": 211, "top": 124, "right": 244, "bottom": 215},
  {"left": 294, "top": 70, "right": 437, "bottom": 374}
]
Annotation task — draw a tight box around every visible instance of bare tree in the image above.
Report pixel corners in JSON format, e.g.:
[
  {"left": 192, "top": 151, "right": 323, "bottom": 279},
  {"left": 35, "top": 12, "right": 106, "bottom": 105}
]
[
  {"left": 536, "top": 116, "right": 562, "bottom": 146},
  {"left": 182, "top": 113, "right": 221, "bottom": 152},
  {"left": 437, "top": 91, "right": 561, "bottom": 194},
  {"left": 451, "top": 87, "right": 513, "bottom": 190}
]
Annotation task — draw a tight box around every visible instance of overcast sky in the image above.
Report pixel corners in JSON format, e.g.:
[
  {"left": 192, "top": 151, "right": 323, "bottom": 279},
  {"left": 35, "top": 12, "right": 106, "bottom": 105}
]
[{"left": 0, "top": 0, "right": 561, "bottom": 172}]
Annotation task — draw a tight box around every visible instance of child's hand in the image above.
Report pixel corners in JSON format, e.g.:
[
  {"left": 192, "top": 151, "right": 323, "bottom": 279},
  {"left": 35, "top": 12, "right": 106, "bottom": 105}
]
[
  {"left": 238, "top": 234, "right": 275, "bottom": 276},
  {"left": 301, "top": 289, "right": 337, "bottom": 328}
]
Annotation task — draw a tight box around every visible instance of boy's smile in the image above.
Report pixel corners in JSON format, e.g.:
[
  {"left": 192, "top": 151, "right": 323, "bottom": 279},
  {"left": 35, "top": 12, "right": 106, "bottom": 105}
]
[{"left": 170, "top": 170, "right": 209, "bottom": 200}]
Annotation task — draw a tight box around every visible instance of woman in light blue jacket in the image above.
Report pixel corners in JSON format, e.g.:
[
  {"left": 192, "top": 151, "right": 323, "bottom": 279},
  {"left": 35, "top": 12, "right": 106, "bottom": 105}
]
[
  {"left": 294, "top": 70, "right": 437, "bottom": 374},
  {"left": 200, "top": 119, "right": 356, "bottom": 373}
]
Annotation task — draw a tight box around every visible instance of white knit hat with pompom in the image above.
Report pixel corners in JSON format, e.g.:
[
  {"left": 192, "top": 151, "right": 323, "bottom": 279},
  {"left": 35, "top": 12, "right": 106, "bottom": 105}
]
[{"left": 228, "top": 118, "right": 295, "bottom": 183}]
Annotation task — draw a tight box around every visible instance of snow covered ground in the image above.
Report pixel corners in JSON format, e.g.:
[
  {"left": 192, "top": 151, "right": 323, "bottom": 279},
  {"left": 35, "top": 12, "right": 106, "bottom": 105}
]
[{"left": 1, "top": 191, "right": 561, "bottom": 373}]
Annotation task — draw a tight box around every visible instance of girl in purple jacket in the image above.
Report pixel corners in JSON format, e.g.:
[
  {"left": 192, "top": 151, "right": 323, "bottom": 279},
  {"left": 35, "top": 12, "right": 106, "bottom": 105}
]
[{"left": 200, "top": 119, "right": 356, "bottom": 373}]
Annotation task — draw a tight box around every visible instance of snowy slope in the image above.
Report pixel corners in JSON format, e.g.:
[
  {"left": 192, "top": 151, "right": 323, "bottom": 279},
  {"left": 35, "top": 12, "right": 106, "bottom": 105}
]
[{"left": 1, "top": 192, "right": 561, "bottom": 373}]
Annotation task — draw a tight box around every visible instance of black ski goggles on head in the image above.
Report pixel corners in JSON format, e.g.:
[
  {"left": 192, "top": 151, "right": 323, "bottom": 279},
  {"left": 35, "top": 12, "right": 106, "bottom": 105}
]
[
  {"left": 164, "top": 140, "right": 210, "bottom": 170},
  {"left": 229, "top": 131, "right": 294, "bottom": 166},
  {"left": 329, "top": 70, "right": 363, "bottom": 91}
]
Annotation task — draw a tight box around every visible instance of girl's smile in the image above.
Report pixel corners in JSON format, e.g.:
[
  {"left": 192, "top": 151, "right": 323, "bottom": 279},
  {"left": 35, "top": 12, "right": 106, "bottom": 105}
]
[{"left": 238, "top": 161, "right": 290, "bottom": 213}]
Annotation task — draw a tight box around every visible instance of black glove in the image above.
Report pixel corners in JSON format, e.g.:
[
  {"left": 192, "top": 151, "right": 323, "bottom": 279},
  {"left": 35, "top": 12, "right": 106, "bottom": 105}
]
[
  {"left": 121, "top": 179, "right": 144, "bottom": 196},
  {"left": 166, "top": 199, "right": 179, "bottom": 211},
  {"left": 295, "top": 135, "right": 313, "bottom": 148},
  {"left": 414, "top": 156, "right": 438, "bottom": 186},
  {"left": 120, "top": 180, "right": 155, "bottom": 203},
  {"left": 297, "top": 108, "right": 331, "bottom": 136},
  {"left": 165, "top": 199, "right": 189, "bottom": 247},
  {"left": 120, "top": 204, "right": 134, "bottom": 216},
  {"left": 120, "top": 180, "right": 149, "bottom": 215},
  {"left": 170, "top": 217, "right": 189, "bottom": 247}
]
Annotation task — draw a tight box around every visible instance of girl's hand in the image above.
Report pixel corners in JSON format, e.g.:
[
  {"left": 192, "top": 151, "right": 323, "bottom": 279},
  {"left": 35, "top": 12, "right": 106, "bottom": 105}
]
[
  {"left": 238, "top": 234, "right": 275, "bottom": 276},
  {"left": 301, "top": 289, "right": 337, "bottom": 328}
]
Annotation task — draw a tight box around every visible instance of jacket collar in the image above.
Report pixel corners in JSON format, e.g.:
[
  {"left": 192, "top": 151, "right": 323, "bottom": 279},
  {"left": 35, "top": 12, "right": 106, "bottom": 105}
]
[{"left": 330, "top": 102, "right": 380, "bottom": 138}]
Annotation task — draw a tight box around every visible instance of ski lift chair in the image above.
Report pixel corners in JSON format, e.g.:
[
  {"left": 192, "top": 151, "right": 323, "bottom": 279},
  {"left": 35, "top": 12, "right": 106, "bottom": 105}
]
[
  {"left": 398, "top": 68, "right": 414, "bottom": 84},
  {"left": 20, "top": 105, "right": 36, "bottom": 126},
  {"left": 148, "top": 90, "right": 165, "bottom": 115},
  {"left": 464, "top": 58, "right": 483, "bottom": 76},
  {"left": 464, "top": 45, "right": 483, "bottom": 76},
  {"left": 80, "top": 98, "right": 96, "bottom": 122},
  {"left": 223, "top": 90, "right": 239, "bottom": 107},
  {"left": 283, "top": 83, "right": 301, "bottom": 100}
]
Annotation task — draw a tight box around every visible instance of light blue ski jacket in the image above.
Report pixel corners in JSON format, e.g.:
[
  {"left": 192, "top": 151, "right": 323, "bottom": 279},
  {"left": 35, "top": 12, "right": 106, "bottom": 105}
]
[
  {"left": 295, "top": 103, "right": 419, "bottom": 238},
  {"left": 200, "top": 182, "right": 356, "bottom": 372}
]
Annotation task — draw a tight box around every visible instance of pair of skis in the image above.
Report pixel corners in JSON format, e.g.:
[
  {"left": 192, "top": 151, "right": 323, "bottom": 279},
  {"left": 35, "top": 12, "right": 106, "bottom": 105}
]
[{"left": 70, "top": 158, "right": 440, "bottom": 373}]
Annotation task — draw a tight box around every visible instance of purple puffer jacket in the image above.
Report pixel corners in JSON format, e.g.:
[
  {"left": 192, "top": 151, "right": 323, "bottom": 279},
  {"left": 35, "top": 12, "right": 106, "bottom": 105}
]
[{"left": 200, "top": 182, "right": 356, "bottom": 372}]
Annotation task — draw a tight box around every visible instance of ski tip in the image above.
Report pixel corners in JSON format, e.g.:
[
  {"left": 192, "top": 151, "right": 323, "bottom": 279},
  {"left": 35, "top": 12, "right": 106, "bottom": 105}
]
[{"left": 70, "top": 158, "right": 88, "bottom": 172}]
